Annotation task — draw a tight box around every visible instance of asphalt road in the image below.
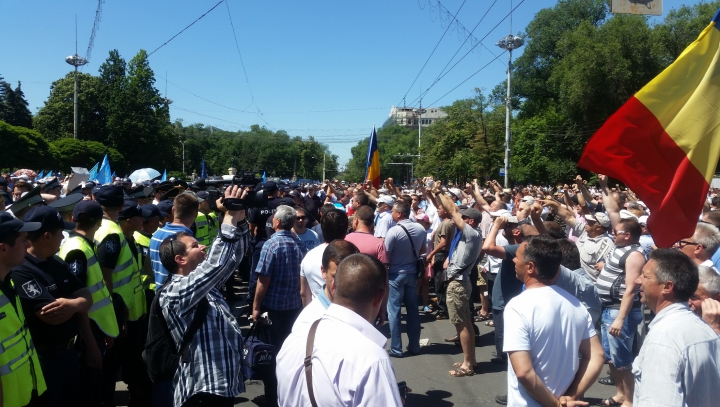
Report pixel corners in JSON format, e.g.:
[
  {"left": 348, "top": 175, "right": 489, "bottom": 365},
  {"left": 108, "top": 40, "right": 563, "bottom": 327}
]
[{"left": 116, "top": 285, "right": 617, "bottom": 406}]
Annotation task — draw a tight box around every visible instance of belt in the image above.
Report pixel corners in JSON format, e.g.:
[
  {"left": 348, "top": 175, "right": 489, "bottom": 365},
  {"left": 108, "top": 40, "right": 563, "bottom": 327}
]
[{"left": 36, "top": 336, "right": 77, "bottom": 352}]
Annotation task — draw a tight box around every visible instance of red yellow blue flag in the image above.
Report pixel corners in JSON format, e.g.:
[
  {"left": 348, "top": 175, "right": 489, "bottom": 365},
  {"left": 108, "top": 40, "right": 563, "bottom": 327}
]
[{"left": 365, "top": 127, "right": 381, "bottom": 188}]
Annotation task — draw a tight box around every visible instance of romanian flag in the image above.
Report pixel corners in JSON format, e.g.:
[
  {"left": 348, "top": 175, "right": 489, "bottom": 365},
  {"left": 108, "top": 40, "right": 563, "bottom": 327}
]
[
  {"left": 365, "top": 126, "right": 381, "bottom": 188},
  {"left": 579, "top": 9, "right": 720, "bottom": 248}
]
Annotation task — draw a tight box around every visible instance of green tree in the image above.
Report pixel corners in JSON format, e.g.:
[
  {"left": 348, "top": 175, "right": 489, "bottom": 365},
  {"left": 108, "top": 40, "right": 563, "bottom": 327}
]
[
  {"left": 49, "top": 138, "right": 125, "bottom": 173},
  {"left": 0, "top": 79, "right": 33, "bottom": 128},
  {"left": 0, "top": 120, "right": 54, "bottom": 170}
]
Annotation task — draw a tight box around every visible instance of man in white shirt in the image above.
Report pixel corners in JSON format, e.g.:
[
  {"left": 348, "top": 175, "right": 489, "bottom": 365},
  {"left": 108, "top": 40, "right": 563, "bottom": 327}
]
[
  {"left": 633, "top": 249, "right": 720, "bottom": 405},
  {"left": 293, "top": 207, "right": 319, "bottom": 252},
  {"left": 504, "top": 235, "right": 604, "bottom": 407},
  {"left": 276, "top": 254, "right": 403, "bottom": 407},
  {"left": 300, "top": 208, "right": 348, "bottom": 306},
  {"left": 374, "top": 196, "right": 396, "bottom": 240},
  {"left": 292, "top": 240, "right": 359, "bottom": 332}
]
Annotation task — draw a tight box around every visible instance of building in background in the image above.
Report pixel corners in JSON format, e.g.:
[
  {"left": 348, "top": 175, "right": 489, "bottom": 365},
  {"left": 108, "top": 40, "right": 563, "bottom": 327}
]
[{"left": 389, "top": 106, "right": 447, "bottom": 128}]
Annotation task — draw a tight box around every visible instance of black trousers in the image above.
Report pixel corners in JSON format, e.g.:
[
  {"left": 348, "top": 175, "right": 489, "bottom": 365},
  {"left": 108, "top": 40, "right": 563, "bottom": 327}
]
[
  {"left": 181, "top": 393, "right": 234, "bottom": 407},
  {"left": 492, "top": 308, "right": 505, "bottom": 357},
  {"left": 260, "top": 306, "right": 302, "bottom": 406},
  {"left": 37, "top": 347, "right": 81, "bottom": 407}
]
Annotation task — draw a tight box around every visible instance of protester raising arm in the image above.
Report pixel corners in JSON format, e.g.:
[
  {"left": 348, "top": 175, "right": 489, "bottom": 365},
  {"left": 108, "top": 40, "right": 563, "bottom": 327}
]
[
  {"left": 540, "top": 199, "right": 577, "bottom": 228},
  {"left": 472, "top": 179, "right": 493, "bottom": 212},
  {"left": 482, "top": 216, "right": 509, "bottom": 259},
  {"left": 529, "top": 203, "right": 547, "bottom": 236},
  {"left": 438, "top": 192, "right": 464, "bottom": 232},
  {"left": 597, "top": 174, "right": 621, "bottom": 229}
]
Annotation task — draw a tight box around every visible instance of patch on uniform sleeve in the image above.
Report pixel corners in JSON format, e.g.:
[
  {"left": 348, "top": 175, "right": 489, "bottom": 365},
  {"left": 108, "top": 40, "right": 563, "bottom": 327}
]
[
  {"left": 22, "top": 280, "right": 43, "bottom": 298},
  {"left": 69, "top": 261, "right": 80, "bottom": 275},
  {"left": 106, "top": 240, "right": 118, "bottom": 254}
]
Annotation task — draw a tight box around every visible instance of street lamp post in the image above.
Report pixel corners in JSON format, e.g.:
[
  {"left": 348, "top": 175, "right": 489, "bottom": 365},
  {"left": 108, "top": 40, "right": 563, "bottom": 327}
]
[
  {"left": 180, "top": 140, "right": 186, "bottom": 175},
  {"left": 65, "top": 54, "right": 88, "bottom": 139},
  {"left": 496, "top": 34, "right": 524, "bottom": 188}
]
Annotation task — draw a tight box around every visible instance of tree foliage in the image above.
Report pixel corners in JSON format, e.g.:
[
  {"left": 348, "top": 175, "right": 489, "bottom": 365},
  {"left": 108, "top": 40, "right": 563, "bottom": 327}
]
[
  {"left": 344, "top": 123, "right": 420, "bottom": 183},
  {"left": 0, "top": 77, "right": 33, "bottom": 128},
  {"left": 49, "top": 138, "right": 125, "bottom": 172},
  {"left": 0, "top": 120, "right": 54, "bottom": 170}
]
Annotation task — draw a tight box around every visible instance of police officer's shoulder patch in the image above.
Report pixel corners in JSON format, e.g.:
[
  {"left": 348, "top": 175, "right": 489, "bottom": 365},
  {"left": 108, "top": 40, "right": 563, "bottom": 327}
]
[
  {"left": 22, "top": 280, "right": 43, "bottom": 298},
  {"left": 106, "top": 240, "right": 118, "bottom": 254}
]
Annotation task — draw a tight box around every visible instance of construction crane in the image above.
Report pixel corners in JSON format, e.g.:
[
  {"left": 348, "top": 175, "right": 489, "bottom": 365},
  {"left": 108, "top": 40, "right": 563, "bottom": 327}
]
[{"left": 85, "top": 0, "right": 104, "bottom": 62}]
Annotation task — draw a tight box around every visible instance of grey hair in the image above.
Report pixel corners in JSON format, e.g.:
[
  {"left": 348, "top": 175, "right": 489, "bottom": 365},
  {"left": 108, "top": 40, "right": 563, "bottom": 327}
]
[
  {"left": 698, "top": 265, "right": 720, "bottom": 297},
  {"left": 275, "top": 205, "right": 297, "bottom": 231},
  {"left": 694, "top": 223, "right": 720, "bottom": 256}
]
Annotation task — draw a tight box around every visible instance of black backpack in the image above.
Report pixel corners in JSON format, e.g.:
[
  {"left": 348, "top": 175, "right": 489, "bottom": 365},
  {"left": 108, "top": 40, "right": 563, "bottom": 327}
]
[{"left": 142, "top": 287, "right": 210, "bottom": 383}]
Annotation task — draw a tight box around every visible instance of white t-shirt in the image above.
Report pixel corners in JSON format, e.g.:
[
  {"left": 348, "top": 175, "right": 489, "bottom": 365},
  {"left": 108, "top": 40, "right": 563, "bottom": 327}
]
[
  {"left": 296, "top": 229, "right": 320, "bottom": 253},
  {"left": 504, "top": 286, "right": 595, "bottom": 407},
  {"left": 300, "top": 243, "right": 328, "bottom": 298}
]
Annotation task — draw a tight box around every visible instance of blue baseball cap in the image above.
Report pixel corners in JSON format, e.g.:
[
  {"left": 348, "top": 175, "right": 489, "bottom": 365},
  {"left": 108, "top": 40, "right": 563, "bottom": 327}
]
[{"left": 24, "top": 206, "right": 74, "bottom": 232}]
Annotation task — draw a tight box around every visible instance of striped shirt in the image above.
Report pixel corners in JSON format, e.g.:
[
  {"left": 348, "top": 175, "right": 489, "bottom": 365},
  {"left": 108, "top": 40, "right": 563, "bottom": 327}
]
[
  {"left": 595, "top": 244, "right": 642, "bottom": 306},
  {"left": 255, "top": 230, "right": 305, "bottom": 310},
  {"left": 158, "top": 222, "right": 250, "bottom": 407},
  {"left": 150, "top": 223, "right": 193, "bottom": 289}
]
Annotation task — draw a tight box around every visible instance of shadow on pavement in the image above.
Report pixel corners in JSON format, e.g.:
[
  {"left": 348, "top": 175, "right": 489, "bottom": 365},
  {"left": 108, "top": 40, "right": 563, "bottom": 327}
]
[{"left": 406, "top": 389, "right": 454, "bottom": 406}]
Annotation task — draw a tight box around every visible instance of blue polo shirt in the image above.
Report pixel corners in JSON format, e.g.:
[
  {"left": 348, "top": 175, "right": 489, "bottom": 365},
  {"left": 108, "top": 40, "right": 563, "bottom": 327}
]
[{"left": 150, "top": 222, "right": 193, "bottom": 290}]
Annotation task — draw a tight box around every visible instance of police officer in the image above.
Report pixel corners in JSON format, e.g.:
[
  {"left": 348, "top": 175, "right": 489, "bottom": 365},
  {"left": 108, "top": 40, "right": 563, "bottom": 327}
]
[
  {"left": 7, "top": 187, "right": 44, "bottom": 220},
  {"left": 134, "top": 204, "right": 163, "bottom": 296},
  {"left": 59, "top": 200, "right": 119, "bottom": 407},
  {"left": 93, "top": 186, "right": 148, "bottom": 406},
  {"left": 0, "top": 212, "right": 46, "bottom": 407},
  {"left": 193, "top": 191, "right": 218, "bottom": 246},
  {"left": 10, "top": 206, "right": 92, "bottom": 407},
  {"left": 247, "top": 182, "right": 281, "bottom": 306}
]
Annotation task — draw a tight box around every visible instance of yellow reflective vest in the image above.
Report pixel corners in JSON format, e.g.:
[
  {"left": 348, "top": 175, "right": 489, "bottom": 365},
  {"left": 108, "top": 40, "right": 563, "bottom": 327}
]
[
  {"left": 59, "top": 235, "right": 119, "bottom": 338},
  {"left": 133, "top": 231, "right": 155, "bottom": 291},
  {"left": 0, "top": 282, "right": 47, "bottom": 407},
  {"left": 207, "top": 212, "right": 219, "bottom": 243},
  {"left": 195, "top": 212, "right": 219, "bottom": 247},
  {"left": 94, "top": 219, "right": 147, "bottom": 321}
]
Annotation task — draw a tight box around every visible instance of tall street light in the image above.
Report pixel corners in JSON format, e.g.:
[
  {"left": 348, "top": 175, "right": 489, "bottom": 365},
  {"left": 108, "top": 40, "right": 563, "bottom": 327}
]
[
  {"left": 180, "top": 140, "right": 186, "bottom": 175},
  {"left": 496, "top": 34, "right": 524, "bottom": 188},
  {"left": 65, "top": 54, "right": 88, "bottom": 139}
]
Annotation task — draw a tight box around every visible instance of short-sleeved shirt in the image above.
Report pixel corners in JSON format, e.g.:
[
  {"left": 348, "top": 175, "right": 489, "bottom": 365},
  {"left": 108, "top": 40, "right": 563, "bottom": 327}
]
[
  {"left": 384, "top": 220, "right": 427, "bottom": 274},
  {"left": 296, "top": 229, "right": 320, "bottom": 253},
  {"left": 374, "top": 211, "right": 395, "bottom": 239},
  {"left": 433, "top": 219, "right": 456, "bottom": 252},
  {"left": 63, "top": 231, "right": 96, "bottom": 283},
  {"left": 11, "top": 253, "right": 85, "bottom": 349},
  {"left": 96, "top": 233, "right": 121, "bottom": 270},
  {"left": 572, "top": 222, "right": 614, "bottom": 282},
  {"left": 446, "top": 225, "right": 482, "bottom": 281},
  {"left": 345, "top": 232, "right": 389, "bottom": 264},
  {"left": 491, "top": 243, "right": 522, "bottom": 311},
  {"left": 255, "top": 230, "right": 305, "bottom": 310},
  {"left": 504, "top": 286, "right": 595, "bottom": 406},
  {"left": 300, "top": 243, "right": 328, "bottom": 299}
]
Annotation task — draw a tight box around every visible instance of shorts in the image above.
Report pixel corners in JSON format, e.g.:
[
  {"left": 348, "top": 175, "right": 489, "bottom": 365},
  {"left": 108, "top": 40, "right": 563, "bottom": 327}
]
[
  {"left": 601, "top": 306, "right": 643, "bottom": 370},
  {"left": 447, "top": 279, "right": 472, "bottom": 324},
  {"left": 476, "top": 266, "right": 487, "bottom": 286}
]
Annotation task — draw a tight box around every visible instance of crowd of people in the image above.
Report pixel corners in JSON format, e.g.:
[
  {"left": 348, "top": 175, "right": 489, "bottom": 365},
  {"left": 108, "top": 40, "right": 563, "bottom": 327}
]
[{"left": 1, "top": 170, "right": 720, "bottom": 407}]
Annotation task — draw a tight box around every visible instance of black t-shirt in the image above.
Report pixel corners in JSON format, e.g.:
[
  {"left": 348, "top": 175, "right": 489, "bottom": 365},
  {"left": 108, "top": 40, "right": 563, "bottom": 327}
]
[
  {"left": 249, "top": 197, "right": 282, "bottom": 241},
  {"left": 303, "top": 195, "right": 319, "bottom": 219},
  {"left": 96, "top": 233, "right": 121, "bottom": 269},
  {"left": 11, "top": 254, "right": 85, "bottom": 348}
]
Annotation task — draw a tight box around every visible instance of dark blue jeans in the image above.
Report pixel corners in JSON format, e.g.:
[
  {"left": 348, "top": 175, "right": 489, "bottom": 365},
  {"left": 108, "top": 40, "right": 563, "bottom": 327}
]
[{"left": 387, "top": 272, "right": 421, "bottom": 355}]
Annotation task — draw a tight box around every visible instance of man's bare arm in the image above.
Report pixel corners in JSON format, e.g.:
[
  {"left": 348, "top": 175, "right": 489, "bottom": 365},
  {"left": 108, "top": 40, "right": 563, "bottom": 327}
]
[
  {"left": 564, "top": 336, "right": 604, "bottom": 400},
  {"left": 438, "top": 192, "right": 465, "bottom": 231},
  {"left": 472, "top": 179, "right": 492, "bottom": 212},
  {"left": 482, "top": 217, "right": 508, "bottom": 259},
  {"left": 598, "top": 174, "right": 621, "bottom": 229}
]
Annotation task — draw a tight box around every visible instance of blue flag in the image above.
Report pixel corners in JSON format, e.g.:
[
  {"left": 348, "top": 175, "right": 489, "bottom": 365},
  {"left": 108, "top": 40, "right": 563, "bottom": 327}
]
[
  {"left": 262, "top": 172, "right": 266, "bottom": 182},
  {"left": 37, "top": 170, "right": 45, "bottom": 179},
  {"left": 88, "top": 163, "right": 99, "bottom": 181},
  {"left": 201, "top": 158, "right": 207, "bottom": 179},
  {"left": 97, "top": 154, "right": 112, "bottom": 185},
  {"left": 47, "top": 171, "right": 53, "bottom": 178},
  {"left": 161, "top": 169, "right": 167, "bottom": 182}
]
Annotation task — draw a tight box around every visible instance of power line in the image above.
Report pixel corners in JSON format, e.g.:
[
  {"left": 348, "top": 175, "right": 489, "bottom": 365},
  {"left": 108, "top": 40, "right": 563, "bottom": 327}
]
[
  {"left": 148, "top": 0, "right": 225, "bottom": 57},
  {"left": 173, "top": 105, "right": 249, "bottom": 127},
  {"left": 224, "top": 0, "right": 255, "bottom": 112},
  {"left": 409, "top": 0, "right": 526, "bottom": 108},
  {"left": 398, "top": 0, "right": 467, "bottom": 107},
  {"left": 426, "top": 50, "right": 505, "bottom": 107}
]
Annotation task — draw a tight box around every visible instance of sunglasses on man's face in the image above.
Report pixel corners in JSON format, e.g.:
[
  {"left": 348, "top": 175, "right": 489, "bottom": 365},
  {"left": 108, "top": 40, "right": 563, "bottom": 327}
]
[{"left": 296, "top": 216, "right": 307, "bottom": 221}]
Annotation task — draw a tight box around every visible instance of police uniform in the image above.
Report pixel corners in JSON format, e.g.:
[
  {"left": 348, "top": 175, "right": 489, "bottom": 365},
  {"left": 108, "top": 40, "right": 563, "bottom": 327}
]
[
  {"left": 10, "top": 206, "right": 85, "bottom": 407},
  {"left": 93, "top": 186, "right": 150, "bottom": 406}
]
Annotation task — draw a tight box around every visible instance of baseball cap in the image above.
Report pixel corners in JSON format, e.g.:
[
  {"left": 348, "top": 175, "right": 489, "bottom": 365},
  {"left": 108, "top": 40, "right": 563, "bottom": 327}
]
[
  {"left": 638, "top": 215, "right": 648, "bottom": 225},
  {"left": 140, "top": 204, "right": 163, "bottom": 220},
  {"left": 0, "top": 212, "right": 41, "bottom": 240},
  {"left": 416, "top": 212, "right": 430, "bottom": 222},
  {"left": 449, "top": 188, "right": 462, "bottom": 197},
  {"left": 619, "top": 209, "right": 638, "bottom": 220},
  {"left": 156, "top": 200, "right": 173, "bottom": 217},
  {"left": 24, "top": 206, "right": 74, "bottom": 232},
  {"left": 377, "top": 195, "right": 395, "bottom": 207},
  {"left": 118, "top": 201, "right": 142, "bottom": 221},
  {"left": 521, "top": 196, "right": 535, "bottom": 205},
  {"left": 460, "top": 207, "right": 483, "bottom": 224},
  {"left": 196, "top": 191, "right": 210, "bottom": 202},
  {"left": 488, "top": 209, "right": 511, "bottom": 218},
  {"left": 585, "top": 213, "right": 611, "bottom": 228},
  {"left": 95, "top": 185, "right": 125, "bottom": 208},
  {"left": 73, "top": 200, "right": 104, "bottom": 223}
]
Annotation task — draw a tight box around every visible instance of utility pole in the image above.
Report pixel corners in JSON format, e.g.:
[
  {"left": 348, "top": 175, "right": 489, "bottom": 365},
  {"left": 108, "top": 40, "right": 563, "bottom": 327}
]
[
  {"left": 496, "top": 34, "right": 524, "bottom": 188},
  {"left": 418, "top": 99, "right": 422, "bottom": 149},
  {"left": 322, "top": 153, "right": 326, "bottom": 181},
  {"left": 65, "top": 17, "right": 87, "bottom": 139},
  {"left": 180, "top": 140, "right": 186, "bottom": 175}
]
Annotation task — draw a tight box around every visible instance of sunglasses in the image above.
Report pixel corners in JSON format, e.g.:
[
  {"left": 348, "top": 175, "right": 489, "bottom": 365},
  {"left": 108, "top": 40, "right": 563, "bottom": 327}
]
[
  {"left": 168, "top": 234, "right": 180, "bottom": 259},
  {"left": 612, "top": 230, "right": 629, "bottom": 236},
  {"left": 296, "top": 216, "right": 307, "bottom": 221}
]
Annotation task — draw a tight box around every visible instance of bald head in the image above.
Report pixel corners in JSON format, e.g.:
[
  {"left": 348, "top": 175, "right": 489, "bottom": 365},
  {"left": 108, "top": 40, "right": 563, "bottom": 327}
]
[{"left": 334, "top": 254, "right": 387, "bottom": 307}]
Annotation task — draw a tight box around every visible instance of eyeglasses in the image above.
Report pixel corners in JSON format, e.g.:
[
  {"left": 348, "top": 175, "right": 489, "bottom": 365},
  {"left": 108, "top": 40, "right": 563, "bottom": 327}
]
[
  {"left": 296, "top": 216, "right": 307, "bottom": 221},
  {"left": 677, "top": 240, "right": 700, "bottom": 248}
]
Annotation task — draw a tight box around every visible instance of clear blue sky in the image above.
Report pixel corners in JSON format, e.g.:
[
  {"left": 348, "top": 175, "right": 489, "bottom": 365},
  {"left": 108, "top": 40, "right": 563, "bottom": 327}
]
[{"left": 0, "top": 0, "right": 700, "bottom": 168}]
